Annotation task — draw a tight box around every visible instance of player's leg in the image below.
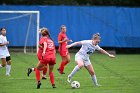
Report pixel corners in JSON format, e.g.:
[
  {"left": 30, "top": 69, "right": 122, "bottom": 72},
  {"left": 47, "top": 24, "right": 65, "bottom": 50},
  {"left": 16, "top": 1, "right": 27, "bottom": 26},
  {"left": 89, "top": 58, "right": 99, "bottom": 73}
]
[
  {"left": 6, "top": 56, "right": 11, "bottom": 76},
  {"left": 27, "top": 64, "right": 47, "bottom": 79},
  {"left": 64, "top": 53, "right": 70, "bottom": 66},
  {"left": 85, "top": 64, "right": 100, "bottom": 86},
  {"left": 49, "top": 64, "right": 56, "bottom": 88},
  {"left": 67, "top": 59, "right": 84, "bottom": 83},
  {"left": 0, "top": 58, "right": 6, "bottom": 68},
  {"left": 58, "top": 52, "right": 70, "bottom": 74},
  {"left": 58, "top": 56, "right": 67, "bottom": 74},
  {"left": 42, "top": 66, "right": 47, "bottom": 79},
  {"left": 35, "top": 62, "right": 45, "bottom": 89}
]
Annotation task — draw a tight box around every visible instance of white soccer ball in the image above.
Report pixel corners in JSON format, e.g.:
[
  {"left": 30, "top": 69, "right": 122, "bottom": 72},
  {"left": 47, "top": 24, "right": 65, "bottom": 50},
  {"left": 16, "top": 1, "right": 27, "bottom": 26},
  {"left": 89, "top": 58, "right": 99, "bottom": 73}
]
[{"left": 71, "top": 81, "right": 80, "bottom": 89}]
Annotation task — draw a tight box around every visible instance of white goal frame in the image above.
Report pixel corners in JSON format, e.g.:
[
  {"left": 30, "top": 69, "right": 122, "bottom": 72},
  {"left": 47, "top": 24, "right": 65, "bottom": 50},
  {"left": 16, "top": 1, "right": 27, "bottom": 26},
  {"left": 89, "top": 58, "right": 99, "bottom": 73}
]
[{"left": 0, "top": 11, "right": 40, "bottom": 53}]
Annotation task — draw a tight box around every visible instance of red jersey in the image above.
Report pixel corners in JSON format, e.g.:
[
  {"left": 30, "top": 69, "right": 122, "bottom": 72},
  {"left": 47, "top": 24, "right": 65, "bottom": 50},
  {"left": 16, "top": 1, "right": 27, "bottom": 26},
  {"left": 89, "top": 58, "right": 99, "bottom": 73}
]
[
  {"left": 44, "top": 38, "right": 56, "bottom": 59},
  {"left": 58, "top": 32, "right": 68, "bottom": 52},
  {"left": 38, "top": 37, "right": 55, "bottom": 59}
]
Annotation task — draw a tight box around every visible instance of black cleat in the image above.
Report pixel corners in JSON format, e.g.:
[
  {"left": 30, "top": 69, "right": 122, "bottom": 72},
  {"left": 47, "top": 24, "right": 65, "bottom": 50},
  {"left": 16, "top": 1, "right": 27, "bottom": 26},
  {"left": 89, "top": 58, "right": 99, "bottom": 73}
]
[
  {"left": 42, "top": 77, "right": 47, "bottom": 80},
  {"left": 57, "top": 68, "right": 65, "bottom": 74},
  {"left": 52, "top": 84, "right": 56, "bottom": 88},
  {"left": 37, "top": 81, "right": 41, "bottom": 89},
  {"left": 27, "top": 68, "right": 32, "bottom": 77}
]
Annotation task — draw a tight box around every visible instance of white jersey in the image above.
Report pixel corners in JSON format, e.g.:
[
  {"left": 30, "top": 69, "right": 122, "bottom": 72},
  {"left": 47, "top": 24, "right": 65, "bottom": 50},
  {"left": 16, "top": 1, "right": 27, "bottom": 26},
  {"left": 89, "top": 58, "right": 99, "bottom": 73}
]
[
  {"left": 0, "top": 35, "right": 10, "bottom": 58},
  {"left": 76, "top": 40, "right": 102, "bottom": 58}
]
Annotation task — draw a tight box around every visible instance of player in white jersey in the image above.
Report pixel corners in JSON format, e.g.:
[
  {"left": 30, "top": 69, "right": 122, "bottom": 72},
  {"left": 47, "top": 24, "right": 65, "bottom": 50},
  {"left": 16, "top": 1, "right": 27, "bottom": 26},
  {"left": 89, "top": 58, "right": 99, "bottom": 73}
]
[
  {"left": 66, "top": 33, "right": 115, "bottom": 86},
  {"left": 0, "top": 28, "right": 11, "bottom": 76}
]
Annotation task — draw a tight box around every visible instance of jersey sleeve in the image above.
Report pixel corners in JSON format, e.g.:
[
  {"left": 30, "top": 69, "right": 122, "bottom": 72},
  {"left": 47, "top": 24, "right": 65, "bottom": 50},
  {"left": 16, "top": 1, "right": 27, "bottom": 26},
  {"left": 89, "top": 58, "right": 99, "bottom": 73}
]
[
  {"left": 95, "top": 45, "right": 102, "bottom": 51},
  {"left": 80, "top": 40, "right": 88, "bottom": 45}
]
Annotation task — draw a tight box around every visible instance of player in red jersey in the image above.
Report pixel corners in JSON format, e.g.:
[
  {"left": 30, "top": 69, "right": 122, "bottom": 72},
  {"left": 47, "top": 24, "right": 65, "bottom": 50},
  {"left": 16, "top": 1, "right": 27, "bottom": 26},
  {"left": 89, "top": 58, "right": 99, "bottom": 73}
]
[
  {"left": 57, "top": 25, "right": 73, "bottom": 74},
  {"left": 27, "top": 28, "right": 56, "bottom": 89},
  {"left": 27, "top": 28, "right": 48, "bottom": 79}
]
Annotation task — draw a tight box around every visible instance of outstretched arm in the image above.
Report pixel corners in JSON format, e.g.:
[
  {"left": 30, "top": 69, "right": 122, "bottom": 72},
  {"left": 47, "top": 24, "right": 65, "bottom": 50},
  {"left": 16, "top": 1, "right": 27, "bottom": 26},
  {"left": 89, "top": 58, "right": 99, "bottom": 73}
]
[
  {"left": 66, "top": 41, "right": 82, "bottom": 48},
  {"left": 99, "top": 49, "right": 115, "bottom": 58}
]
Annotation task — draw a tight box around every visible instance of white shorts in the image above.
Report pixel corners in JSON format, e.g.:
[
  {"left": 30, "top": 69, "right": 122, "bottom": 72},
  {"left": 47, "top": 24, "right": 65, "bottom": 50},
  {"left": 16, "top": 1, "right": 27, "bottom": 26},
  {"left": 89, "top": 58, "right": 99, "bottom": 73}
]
[
  {"left": 0, "top": 50, "right": 10, "bottom": 59},
  {"left": 0, "top": 55, "right": 6, "bottom": 58},
  {"left": 75, "top": 53, "right": 91, "bottom": 66}
]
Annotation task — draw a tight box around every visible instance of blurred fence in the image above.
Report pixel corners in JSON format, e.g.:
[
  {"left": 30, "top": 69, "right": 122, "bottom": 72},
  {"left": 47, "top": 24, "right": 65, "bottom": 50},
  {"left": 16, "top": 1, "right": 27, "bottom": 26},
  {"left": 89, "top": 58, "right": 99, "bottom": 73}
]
[{"left": 0, "top": 5, "right": 140, "bottom": 48}]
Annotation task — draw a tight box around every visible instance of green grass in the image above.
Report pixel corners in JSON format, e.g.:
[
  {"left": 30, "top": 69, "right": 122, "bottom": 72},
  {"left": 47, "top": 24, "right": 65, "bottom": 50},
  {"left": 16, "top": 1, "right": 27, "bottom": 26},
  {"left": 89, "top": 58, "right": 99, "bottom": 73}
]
[{"left": 0, "top": 53, "right": 140, "bottom": 93}]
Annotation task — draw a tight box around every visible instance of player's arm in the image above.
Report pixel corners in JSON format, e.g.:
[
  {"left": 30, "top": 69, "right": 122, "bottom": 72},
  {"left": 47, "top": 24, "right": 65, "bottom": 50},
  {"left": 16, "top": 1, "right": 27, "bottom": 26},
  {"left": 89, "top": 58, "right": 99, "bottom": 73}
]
[
  {"left": 0, "top": 41, "right": 9, "bottom": 46},
  {"left": 58, "top": 38, "right": 68, "bottom": 44},
  {"left": 42, "top": 42, "right": 47, "bottom": 57},
  {"left": 66, "top": 41, "right": 82, "bottom": 48},
  {"left": 38, "top": 44, "right": 43, "bottom": 49},
  {"left": 99, "top": 49, "right": 115, "bottom": 58}
]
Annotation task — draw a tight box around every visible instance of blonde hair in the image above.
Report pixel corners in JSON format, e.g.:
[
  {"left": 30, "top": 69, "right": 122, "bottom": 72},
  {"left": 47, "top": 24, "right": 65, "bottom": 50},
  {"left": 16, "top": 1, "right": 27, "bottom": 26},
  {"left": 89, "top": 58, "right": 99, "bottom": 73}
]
[{"left": 92, "top": 33, "right": 101, "bottom": 40}]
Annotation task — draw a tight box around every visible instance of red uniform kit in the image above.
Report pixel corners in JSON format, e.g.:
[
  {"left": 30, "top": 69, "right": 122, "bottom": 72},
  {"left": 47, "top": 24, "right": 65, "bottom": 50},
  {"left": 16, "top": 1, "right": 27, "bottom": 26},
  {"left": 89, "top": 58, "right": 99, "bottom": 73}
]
[
  {"left": 57, "top": 32, "right": 70, "bottom": 74},
  {"left": 58, "top": 32, "right": 69, "bottom": 57},
  {"left": 38, "top": 37, "right": 56, "bottom": 65}
]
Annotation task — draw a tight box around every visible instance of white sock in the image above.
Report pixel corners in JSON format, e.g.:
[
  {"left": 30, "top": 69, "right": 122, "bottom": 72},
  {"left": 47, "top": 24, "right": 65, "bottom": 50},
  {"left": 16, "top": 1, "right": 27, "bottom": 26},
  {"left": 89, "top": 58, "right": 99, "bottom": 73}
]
[
  {"left": 92, "top": 74, "right": 98, "bottom": 85},
  {"left": 69, "top": 65, "right": 80, "bottom": 78},
  {"left": 31, "top": 68, "right": 34, "bottom": 71},
  {"left": 6, "top": 65, "right": 11, "bottom": 75},
  {"left": 0, "top": 64, "right": 3, "bottom": 68}
]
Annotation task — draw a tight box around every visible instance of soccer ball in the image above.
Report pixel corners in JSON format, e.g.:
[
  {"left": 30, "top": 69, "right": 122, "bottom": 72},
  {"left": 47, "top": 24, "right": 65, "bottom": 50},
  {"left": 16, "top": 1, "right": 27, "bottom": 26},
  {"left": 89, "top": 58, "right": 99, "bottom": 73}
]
[{"left": 71, "top": 81, "right": 80, "bottom": 89}]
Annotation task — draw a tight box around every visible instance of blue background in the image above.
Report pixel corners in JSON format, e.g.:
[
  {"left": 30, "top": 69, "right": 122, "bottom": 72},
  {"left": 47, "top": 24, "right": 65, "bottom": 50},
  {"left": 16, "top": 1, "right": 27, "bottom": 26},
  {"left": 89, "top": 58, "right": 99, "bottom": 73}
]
[{"left": 0, "top": 5, "right": 140, "bottom": 48}]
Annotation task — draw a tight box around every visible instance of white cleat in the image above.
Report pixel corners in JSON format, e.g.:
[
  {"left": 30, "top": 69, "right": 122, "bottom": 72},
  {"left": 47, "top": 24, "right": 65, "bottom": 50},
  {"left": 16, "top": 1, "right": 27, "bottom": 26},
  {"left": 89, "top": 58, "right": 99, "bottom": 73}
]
[
  {"left": 67, "top": 76, "right": 72, "bottom": 83},
  {"left": 95, "top": 84, "right": 102, "bottom": 87}
]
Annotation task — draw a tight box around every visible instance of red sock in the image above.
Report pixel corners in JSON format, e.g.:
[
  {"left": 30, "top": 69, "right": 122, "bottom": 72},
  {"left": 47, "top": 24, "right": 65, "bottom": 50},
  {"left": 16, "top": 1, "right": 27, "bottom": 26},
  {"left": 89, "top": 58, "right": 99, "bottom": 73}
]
[
  {"left": 43, "top": 67, "right": 47, "bottom": 76},
  {"left": 49, "top": 72, "right": 55, "bottom": 85},
  {"left": 64, "top": 61, "right": 69, "bottom": 66},
  {"left": 59, "top": 61, "right": 65, "bottom": 74},
  {"left": 34, "top": 68, "right": 40, "bottom": 81}
]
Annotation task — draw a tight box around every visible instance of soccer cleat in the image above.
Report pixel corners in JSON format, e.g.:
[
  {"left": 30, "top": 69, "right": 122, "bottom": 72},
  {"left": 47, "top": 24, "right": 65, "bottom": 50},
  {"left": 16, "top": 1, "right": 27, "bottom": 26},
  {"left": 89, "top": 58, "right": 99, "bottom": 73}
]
[
  {"left": 57, "top": 68, "right": 65, "bottom": 74},
  {"left": 42, "top": 76, "right": 47, "bottom": 80},
  {"left": 6, "top": 74, "right": 10, "bottom": 76},
  {"left": 52, "top": 84, "right": 56, "bottom": 88},
  {"left": 95, "top": 84, "right": 102, "bottom": 87},
  {"left": 27, "top": 68, "right": 32, "bottom": 77},
  {"left": 37, "top": 81, "right": 41, "bottom": 89},
  {"left": 67, "top": 75, "right": 71, "bottom": 83}
]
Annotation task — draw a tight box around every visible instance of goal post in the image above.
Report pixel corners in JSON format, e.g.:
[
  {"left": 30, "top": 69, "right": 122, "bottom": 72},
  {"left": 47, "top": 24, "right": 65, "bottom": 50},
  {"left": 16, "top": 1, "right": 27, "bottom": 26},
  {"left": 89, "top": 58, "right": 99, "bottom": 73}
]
[{"left": 0, "top": 10, "right": 40, "bottom": 53}]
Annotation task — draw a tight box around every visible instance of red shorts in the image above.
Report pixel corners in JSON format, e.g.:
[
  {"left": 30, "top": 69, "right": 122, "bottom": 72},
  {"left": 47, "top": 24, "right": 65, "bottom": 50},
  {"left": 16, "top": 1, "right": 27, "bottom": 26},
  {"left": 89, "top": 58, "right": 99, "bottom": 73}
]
[
  {"left": 59, "top": 51, "right": 69, "bottom": 57},
  {"left": 40, "top": 58, "right": 56, "bottom": 66}
]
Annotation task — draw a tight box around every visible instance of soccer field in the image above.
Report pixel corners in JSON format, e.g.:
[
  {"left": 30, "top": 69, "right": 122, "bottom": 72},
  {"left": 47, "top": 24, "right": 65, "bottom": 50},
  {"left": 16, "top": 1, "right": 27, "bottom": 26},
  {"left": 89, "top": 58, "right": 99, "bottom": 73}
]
[{"left": 0, "top": 52, "right": 140, "bottom": 93}]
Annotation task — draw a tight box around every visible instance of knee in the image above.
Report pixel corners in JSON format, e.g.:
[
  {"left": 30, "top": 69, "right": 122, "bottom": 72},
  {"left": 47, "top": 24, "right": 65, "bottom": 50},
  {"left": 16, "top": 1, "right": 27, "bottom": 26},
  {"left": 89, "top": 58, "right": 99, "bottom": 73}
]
[
  {"left": 7, "top": 61, "right": 11, "bottom": 65},
  {"left": 78, "top": 63, "right": 84, "bottom": 68},
  {"left": 36, "top": 66, "right": 41, "bottom": 71},
  {"left": 67, "top": 59, "right": 70, "bottom": 62}
]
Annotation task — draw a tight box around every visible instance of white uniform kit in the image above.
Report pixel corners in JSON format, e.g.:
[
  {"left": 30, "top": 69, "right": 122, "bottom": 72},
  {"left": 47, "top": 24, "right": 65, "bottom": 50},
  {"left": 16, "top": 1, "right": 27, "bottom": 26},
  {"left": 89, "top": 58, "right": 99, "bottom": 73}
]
[
  {"left": 0, "top": 34, "right": 11, "bottom": 76},
  {"left": 68, "top": 40, "right": 102, "bottom": 86},
  {"left": 75, "top": 40, "right": 102, "bottom": 66},
  {"left": 0, "top": 35, "right": 10, "bottom": 58}
]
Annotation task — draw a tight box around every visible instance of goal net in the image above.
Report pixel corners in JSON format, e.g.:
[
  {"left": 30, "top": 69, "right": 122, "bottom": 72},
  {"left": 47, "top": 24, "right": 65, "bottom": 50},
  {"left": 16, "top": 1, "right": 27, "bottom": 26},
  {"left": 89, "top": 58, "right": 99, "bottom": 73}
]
[{"left": 0, "top": 11, "right": 40, "bottom": 53}]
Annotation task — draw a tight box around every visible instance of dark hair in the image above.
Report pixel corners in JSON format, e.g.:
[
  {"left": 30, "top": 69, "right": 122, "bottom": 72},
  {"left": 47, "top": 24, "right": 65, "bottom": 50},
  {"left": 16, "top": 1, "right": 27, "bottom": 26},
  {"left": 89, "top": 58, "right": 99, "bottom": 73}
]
[
  {"left": 0, "top": 28, "right": 5, "bottom": 31},
  {"left": 41, "top": 28, "right": 53, "bottom": 41}
]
